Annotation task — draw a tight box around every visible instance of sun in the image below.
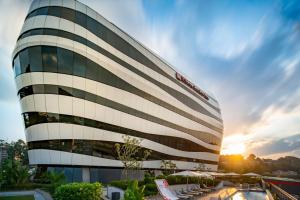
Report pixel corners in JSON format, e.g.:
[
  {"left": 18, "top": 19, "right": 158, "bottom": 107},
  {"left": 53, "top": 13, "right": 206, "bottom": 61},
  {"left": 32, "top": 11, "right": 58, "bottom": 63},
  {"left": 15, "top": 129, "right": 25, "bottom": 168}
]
[{"left": 221, "top": 142, "right": 246, "bottom": 155}]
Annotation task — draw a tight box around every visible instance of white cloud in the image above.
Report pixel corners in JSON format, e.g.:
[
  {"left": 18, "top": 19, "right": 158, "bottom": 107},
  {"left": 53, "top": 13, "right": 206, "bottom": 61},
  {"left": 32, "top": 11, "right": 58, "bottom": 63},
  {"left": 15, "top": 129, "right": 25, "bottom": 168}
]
[{"left": 0, "top": 0, "right": 30, "bottom": 56}]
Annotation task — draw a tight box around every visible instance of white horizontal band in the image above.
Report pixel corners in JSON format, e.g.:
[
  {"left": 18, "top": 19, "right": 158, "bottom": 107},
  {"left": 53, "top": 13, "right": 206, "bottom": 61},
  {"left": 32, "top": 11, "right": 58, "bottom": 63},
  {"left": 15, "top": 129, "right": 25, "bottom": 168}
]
[
  {"left": 26, "top": 123, "right": 219, "bottom": 161},
  {"left": 21, "top": 94, "right": 221, "bottom": 150},
  {"left": 28, "top": 149, "right": 218, "bottom": 170}
]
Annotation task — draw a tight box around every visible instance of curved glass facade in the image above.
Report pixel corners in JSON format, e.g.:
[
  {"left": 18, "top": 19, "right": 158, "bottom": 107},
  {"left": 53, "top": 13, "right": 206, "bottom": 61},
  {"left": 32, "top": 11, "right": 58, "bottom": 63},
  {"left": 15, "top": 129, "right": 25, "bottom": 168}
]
[{"left": 13, "top": 0, "right": 223, "bottom": 182}]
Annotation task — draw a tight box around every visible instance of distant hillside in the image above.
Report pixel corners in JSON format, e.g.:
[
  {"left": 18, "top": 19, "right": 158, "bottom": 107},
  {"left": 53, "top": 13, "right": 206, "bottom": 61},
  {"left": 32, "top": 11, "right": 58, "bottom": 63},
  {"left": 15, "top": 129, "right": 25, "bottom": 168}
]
[{"left": 218, "top": 154, "right": 300, "bottom": 177}]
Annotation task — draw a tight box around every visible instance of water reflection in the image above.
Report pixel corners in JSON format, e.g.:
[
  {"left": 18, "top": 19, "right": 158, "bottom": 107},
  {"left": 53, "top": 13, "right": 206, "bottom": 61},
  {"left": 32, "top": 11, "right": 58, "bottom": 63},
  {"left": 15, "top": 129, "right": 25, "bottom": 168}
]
[{"left": 230, "top": 191, "right": 268, "bottom": 200}]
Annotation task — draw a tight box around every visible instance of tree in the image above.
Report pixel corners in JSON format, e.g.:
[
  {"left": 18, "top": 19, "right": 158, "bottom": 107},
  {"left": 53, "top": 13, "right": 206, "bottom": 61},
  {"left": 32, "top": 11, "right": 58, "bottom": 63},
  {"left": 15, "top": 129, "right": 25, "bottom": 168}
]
[
  {"left": 115, "top": 135, "right": 151, "bottom": 179},
  {"left": 160, "top": 160, "right": 177, "bottom": 175},
  {"left": 0, "top": 139, "right": 30, "bottom": 188}
]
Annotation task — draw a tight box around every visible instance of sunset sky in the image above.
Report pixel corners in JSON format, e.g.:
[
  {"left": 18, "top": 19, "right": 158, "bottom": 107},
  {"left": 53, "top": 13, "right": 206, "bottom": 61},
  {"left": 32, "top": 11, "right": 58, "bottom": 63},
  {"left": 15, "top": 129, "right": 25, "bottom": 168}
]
[{"left": 0, "top": 0, "right": 299, "bottom": 159}]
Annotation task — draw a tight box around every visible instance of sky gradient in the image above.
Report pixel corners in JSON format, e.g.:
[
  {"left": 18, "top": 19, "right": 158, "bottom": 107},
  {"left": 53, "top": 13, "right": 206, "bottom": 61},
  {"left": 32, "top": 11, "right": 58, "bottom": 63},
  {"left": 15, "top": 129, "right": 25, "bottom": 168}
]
[{"left": 0, "top": 0, "right": 300, "bottom": 159}]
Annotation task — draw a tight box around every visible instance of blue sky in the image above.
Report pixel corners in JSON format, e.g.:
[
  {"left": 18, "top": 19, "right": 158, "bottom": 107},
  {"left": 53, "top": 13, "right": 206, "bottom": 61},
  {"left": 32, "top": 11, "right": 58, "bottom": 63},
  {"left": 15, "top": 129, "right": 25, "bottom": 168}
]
[{"left": 0, "top": 0, "right": 300, "bottom": 158}]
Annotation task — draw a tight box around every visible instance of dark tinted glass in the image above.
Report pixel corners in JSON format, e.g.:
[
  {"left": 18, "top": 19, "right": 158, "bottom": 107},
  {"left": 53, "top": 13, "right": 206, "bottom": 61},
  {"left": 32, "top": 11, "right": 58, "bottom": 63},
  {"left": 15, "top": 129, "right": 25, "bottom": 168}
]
[
  {"left": 33, "top": 85, "right": 45, "bottom": 94},
  {"left": 58, "top": 86, "right": 73, "bottom": 97},
  {"left": 72, "top": 168, "right": 82, "bottom": 182},
  {"left": 48, "top": 6, "right": 61, "bottom": 17},
  {"left": 28, "top": 46, "right": 43, "bottom": 71},
  {"left": 57, "top": 48, "right": 73, "bottom": 74},
  {"left": 86, "top": 59, "right": 98, "bottom": 81},
  {"left": 47, "top": 113, "right": 59, "bottom": 122},
  {"left": 87, "top": 17, "right": 97, "bottom": 33},
  {"left": 44, "top": 28, "right": 58, "bottom": 36},
  {"left": 75, "top": 11, "right": 86, "bottom": 27},
  {"left": 73, "top": 53, "right": 86, "bottom": 77},
  {"left": 44, "top": 85, "right": 58, "bottom": 94},
  {"left": 19, "top": 86, "right": 33, "bottom": 99},
  {"left": 61, "top": 8, "right": 75, "bottom": 21},
  {"left": 36, "top": 7, "right": 48, "bottom": 15},
  {"left": 72, "top": 88, "right": 85, "bottom": 99},
  {"left": 19, "top": 49, "right": 30, "bottom": 73},
  {"left": 42, "top": 46, "right": 57, "bottom": 72},
  {"left": 30, "top": 29, "right": 44, "bottom": 36},
  {"left": 13, "top": 56, "right": 21, "bottom": 77}
]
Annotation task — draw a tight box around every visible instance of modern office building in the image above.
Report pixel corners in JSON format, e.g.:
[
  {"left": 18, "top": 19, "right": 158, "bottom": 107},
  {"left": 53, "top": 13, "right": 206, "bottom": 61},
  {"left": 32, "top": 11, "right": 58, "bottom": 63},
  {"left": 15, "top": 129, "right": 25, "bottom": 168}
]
[{"left": 12, "top": 0, "right": 223, "bottom": 182}]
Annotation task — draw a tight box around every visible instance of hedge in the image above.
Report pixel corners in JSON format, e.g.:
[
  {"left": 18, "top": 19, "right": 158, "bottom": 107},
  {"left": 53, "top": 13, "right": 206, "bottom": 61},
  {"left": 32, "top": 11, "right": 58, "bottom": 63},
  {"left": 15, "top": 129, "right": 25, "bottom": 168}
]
[{"left": 54, "top": 182, "right": 103, "bottom": 200}]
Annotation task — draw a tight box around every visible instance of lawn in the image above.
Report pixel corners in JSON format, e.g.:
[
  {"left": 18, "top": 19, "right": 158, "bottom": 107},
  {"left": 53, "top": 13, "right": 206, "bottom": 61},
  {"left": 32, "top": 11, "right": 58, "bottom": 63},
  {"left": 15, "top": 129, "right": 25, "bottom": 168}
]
[{"left": 0, "top": 195, "right": 34, "bottom": 200}]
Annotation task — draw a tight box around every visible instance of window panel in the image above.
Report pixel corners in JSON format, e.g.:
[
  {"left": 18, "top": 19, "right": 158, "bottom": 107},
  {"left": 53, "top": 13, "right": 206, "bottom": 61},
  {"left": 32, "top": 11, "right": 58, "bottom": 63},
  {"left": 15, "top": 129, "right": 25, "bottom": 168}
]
[
  {"left": 13, "top": 56, "right": 21, "bottom": 77},
  {"left": 28, "top": 46, "right": 43, "bottom": 72},
  {"left": 19, "top": 49, "right": 30, "bottom": 73},
  {"left": 87, "top": 17, "right": 97, "bottom": 34},
  {"left": 36, "top": 7, "right": 48, "bottom": 15},
  {"left": 86, "top": 59, "right": 98, "bottom": 81},
  {"left": 33, "top": 85, "right": 45, "bottom": 94},
  {"left": 44, "top": 85, "right": 58, "bottom": 94},
  {"left": 48, "top": 6, "right": 61, "bottom": 18},
  {"left": 44, "top": 28, "right": 58, "bottom": 36},
  {"left": 58, "top": 86, "right": 73, "bottom": 97},
  {"left": 57, "top": 48, "right": 73, "bottom": 75},
  {"left": 75, "top": 11, "right": 86, "bottom": 27},
  {"left": 42, "top": 46, "right": 58, "bottom": 72},
  {"left": 61, "top": 8, "right": 75, "bottom": 22},
  {"left": 73, "top": 53, "right": 86, "bottom": 77}
]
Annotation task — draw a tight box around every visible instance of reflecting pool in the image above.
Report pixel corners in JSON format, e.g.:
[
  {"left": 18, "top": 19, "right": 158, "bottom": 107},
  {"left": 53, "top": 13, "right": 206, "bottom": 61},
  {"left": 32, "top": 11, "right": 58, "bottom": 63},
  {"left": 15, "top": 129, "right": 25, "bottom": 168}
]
[{"left": 229, "top": 191, "right": 269, "bottom": 200}]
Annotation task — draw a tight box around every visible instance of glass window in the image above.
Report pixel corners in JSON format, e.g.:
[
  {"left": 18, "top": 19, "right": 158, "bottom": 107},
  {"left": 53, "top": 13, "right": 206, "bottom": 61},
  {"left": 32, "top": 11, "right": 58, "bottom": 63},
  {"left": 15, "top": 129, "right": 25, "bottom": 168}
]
[
  {"left": 86, "top": 59, "right": 98, "bottom": 81},
  {"left": 72, "top": 88, "right": 85, "bottom": 99},
  {"left": 13, "top": 56, "right": 21, "bottom": 77},
  {"left": 19, "top": 49, "right": 30, "bottom": 73},
  {"left": 46, "top": 113, "right": 59, "bottom": 123},
  {"left": 28, "top": 46, "right": 43, "bottom": 72},
  {"left": 48, "top": 6, "right": 61, "bottom": 18},
  {"left": 36, "top": 7, "right": 48, "bottom": 16},
  {"left": 33, "top": 85, "right": 45, "bottom": 94},
  {"left": 75, "top": 11, "right": 86, "bottom": 28},
  {"left": 23, "top": 113, "right": 31, "bottom": 128},
  {"left": 85, "top": 92, "right": 96, "bottom": 102},
  {"left": 44, "top": 28, "right": 58, "bottom": 36},
  {"left": 73, "top": 53, "right": 86, "bottom": 77},
  {"left": 44, "top": 85, "right": 58, "bottom": 94},
  {"left": 87, "top": 17, "right": 97, "bottom": 34},
  {"left": 61, "top": 8, "right": 75, "bottom": 22},
  {"left": 73, "top": 116, "right": 84, "bottom": 125},
  {"left": 60, "top": 140, "right": 72, "bottom": 152},
  {"left": 42, "top": 46, "right": 57, "bottom": 72},
  {"left": 57, "top": 48, "right": 73, "bottom": 75},
  {"left": 72, "top": 168, "right": 82, "bottom": 182},
  {"left": 19, "top": 86, "right": 33, "bottom": 99},
  {"left": 59, "top": 114, "right": 74, "bottom": 124},
  {"left": 30, "top": 29, "right": 44, "bottom": 36},
  {"left": 58, "top": 86, "right": 73, "bottom": 97}
]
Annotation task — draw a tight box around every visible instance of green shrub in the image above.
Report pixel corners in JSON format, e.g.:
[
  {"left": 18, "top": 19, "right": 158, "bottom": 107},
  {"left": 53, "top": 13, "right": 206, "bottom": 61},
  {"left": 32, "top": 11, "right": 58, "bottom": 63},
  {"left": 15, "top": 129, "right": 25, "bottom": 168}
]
[
  {"left": 109, "top": 180, "right": 130, "bottom": 190},
  {"left": 124, "top": 180, "right": 145, "bottom": 200},
  {"left": 54, "top": 182, "right": 102, "bottom": 200},
  {"left": 143, "top": 173, "right": 155, "bottom": 184},
  {"left": 144, "top": 183, "right": 158, "bottom": 196}
]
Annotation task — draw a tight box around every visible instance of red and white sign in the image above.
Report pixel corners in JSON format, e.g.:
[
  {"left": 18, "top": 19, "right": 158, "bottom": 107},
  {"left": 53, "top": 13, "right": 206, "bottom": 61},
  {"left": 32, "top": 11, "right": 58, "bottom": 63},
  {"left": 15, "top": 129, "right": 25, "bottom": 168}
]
[
  {"left": 155, "top": 179, "right": 179, "bottom": 200},
  {"left": 176, "top": 72, "right": 209, "bottom": 100}
]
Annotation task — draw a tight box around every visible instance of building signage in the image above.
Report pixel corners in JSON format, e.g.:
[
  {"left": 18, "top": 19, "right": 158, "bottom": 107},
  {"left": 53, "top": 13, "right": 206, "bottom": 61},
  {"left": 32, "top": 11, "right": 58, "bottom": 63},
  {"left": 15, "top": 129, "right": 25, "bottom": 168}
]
[{"left": 175, "top": 72, "right": 209, "bottom": 100}]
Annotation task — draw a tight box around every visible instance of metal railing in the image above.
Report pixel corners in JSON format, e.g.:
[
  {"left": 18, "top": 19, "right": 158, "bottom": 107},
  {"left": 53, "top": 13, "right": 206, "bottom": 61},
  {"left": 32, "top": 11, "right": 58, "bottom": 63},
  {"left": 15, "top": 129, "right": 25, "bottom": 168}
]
[{"left": 263, "top": 180, "right": 297, "bottom": 200}]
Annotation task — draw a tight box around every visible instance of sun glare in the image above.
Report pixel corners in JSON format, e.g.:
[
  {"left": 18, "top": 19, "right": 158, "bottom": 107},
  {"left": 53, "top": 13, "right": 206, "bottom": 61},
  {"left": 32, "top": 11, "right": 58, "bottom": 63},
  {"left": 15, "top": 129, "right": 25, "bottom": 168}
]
[{"left": 221, "top": 143, "right": 246, "bottom": 155}]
